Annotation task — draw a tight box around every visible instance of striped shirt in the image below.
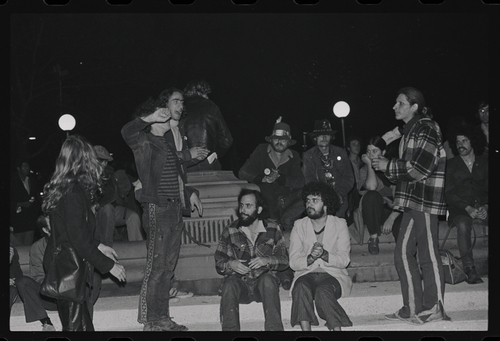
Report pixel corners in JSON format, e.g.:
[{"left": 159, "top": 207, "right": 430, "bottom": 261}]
[{"left": 157, "top": 136, "right": 180, "bottom": 199}]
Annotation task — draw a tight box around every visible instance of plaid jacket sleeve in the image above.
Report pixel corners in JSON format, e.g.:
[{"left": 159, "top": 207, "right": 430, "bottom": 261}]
[
  {"left": 262, "top": 227, "right": 289, "bottom": 272},
  {"left": 385, "top": 123, "right": 441, "bottom": 183},
  {"left": 214, "top": 227, "right": 237, "bottom": 276}
]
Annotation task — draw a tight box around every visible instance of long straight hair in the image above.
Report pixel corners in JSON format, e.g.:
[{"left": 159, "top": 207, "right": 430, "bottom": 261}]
[{"left": 42, "top": 135, "right": 103, "bottom": 213}]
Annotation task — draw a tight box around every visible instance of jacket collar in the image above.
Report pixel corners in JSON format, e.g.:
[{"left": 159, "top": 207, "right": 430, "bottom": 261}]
[{"left": 267, "top": 144, "right": 293, "bottom": 168}]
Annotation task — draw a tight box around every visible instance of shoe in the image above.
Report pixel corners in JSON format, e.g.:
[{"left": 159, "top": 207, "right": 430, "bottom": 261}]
[
  {"left": 169, "top": 297, "right": 180, "bottom": 303},
  {"left": 155, "top": 317, "right": 188, "bottom": 331},
  {"left": 176, "top": 290, "right": 194, "bottom": 298},
  {"left": 464, "top": 266, "right": 483, "bottom": 284},
  {"left": 385, "top": 306, "right": 409, "bottom": 321},
  {"left": 281, "top": 279, "right": 292, "bottom": 290},
  {"left": 368, "top": 237, "right": 379, "bottom": 255},
  {"left": 384, "top": 308, "right": 423, "bottom": 325},
  {"left": 42, "top": 323, "right": 55, "bottom": 331},
  {"left": 417, "top": 301, "right": 451, "bottom": 323},
  {"left": 143, "top": 322, "right": 163, "bottom": 331}
]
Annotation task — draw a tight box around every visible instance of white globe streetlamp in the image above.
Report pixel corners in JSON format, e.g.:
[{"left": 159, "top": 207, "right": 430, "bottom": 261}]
[
  {"left": 58, "top": 114, "right": 76, "bottom": 137},
  {"left": 333, "top": 101, "right": 350, "bottom": 148}
]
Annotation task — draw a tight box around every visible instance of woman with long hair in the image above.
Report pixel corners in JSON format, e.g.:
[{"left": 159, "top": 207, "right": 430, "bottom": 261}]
[
  {"left": 42, "top": 135, "right": 126, "bottom": 331},
  {"left": 358, "top": 136, "right": 402, "bottom": 254}
]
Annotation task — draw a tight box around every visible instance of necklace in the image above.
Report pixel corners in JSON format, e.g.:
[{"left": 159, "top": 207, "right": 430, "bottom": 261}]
[{"left": 314, "top": 226, "right": 325, "bottom": 235}]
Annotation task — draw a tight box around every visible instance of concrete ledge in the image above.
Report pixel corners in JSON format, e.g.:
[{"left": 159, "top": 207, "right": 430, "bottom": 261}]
[
  {"left": 15, "top": 221, "right": 488, "bottom": 296},
  {"left": 9, "top": 279, "right": 489, "bottom": 332}
]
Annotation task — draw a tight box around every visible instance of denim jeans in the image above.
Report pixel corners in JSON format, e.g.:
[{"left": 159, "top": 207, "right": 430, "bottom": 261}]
[
  {"left": 220, "top": 273, "right": 283, "bottom": 331},
  {"left": 138, "top": 201, "right": 183, "bottom": 324},
  {"left": 453, "top": 215, "right": 478, "bottom": 269}
]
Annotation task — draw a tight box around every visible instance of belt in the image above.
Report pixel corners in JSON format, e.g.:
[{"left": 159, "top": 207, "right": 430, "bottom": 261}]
[{"left": 158, "top": 196, "right": 181, "bottom": 205}]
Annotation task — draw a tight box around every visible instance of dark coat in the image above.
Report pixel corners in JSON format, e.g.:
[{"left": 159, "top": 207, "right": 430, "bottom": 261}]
[
  {"left": 302, "top": 144, "right": 354, "bottom": 199},
  {"left": 445, "top": 154, "right": 488, "bottom": 223},
  {"left": 10, "top": 172, "right": 40, "bottom": 233},
  {"left": 121, "top": 117, "right": 198, "bottom": 211},
  {"left": 43, "top": 184, "right": 114, "bottom": 276}
]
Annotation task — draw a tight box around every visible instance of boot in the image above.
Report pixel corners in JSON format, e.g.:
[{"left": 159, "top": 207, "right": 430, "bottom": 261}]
[{"left": 464, "top": 266, "right": 483, "bottom": 284}]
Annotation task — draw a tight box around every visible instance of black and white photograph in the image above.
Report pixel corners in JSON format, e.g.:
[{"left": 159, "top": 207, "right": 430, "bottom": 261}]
[{"left": 6, "top": 2, "right": 495, "bottom": 335}]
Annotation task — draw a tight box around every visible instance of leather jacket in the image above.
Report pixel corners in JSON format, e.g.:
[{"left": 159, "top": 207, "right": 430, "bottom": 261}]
[{"left": 181, "top": 95, "right": 233, "bottom": 157}]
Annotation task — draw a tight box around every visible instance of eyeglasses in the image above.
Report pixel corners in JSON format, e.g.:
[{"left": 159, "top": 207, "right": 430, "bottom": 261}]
[{"left": 479, "top": 108, "right": 489, "bottom": 114}]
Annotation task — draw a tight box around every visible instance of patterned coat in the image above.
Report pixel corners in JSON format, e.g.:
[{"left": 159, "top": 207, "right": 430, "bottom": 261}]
[
  {"left": 385, "top": 117, "right": 447, "bottom": 216},
  {"left": 215, "top": 219, "right": 289, "bottom": 277}
]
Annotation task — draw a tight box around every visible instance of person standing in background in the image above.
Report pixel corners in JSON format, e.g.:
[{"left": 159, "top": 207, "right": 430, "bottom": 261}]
[{"left": 181, "top": 80, "right": 233, "bottom": 171}]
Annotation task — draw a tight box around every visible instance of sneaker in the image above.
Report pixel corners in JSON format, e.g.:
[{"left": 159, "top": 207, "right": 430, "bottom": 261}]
[
  {"left": 156, "top": 317, "right": 188, "bottom": 331},
  {"left": 384, "top": 308, "right": 423, "bottom": 325},
  {"left": 368, "top": 237, "right": 379, "bottom": 255},
  {"left": 143, "top": 322, "right": 163, "bottom": 331},
  {"left": 464, "top": 266, "right": 483, "bottom": 284},
  {"left": 417, "top": 301, "right": 451, "bottom": 323},
  {"left": 42, "top": 323, "right": 55, "bottom": 331}
]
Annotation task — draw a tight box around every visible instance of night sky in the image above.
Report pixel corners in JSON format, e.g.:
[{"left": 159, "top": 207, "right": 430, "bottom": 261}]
[{"left": 9, "top": 10, "right": 492, "bottom": 182}]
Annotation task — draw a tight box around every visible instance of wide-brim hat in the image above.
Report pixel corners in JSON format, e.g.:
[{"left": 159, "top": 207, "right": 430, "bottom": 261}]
[
  {"left": 265, "top": 117, "right": 296, "bottom": 146},
  {"left": 94, "top": 145, "right": 113, "bottom": 161},
  {"left": 308, "top": 119, "right": 337, "bottom": 138}
]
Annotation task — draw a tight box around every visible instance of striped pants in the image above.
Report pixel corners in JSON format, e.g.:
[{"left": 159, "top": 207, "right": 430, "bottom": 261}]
[{"left": 394, "top": 210, "right": 445, "bottom": 316}]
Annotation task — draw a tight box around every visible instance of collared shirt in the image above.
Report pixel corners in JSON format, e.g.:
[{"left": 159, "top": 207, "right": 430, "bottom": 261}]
[
  {"left": 445, "top": 154, "right": 488, "bottom": 217},
  {"left": 267, "top": 144, "right": 294, "bottom": 169},
  {"left": 214, "top": 219, "right": 289, "bottom": 276},
  {"left": 240, "top": 221, "right": 267, "bottom": 246}
]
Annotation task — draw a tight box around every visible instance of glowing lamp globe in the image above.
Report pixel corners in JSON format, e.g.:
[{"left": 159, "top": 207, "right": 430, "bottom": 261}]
[
  {"left": 58, "top": 114, "right": 76, "bottom": 132},
  {"left": 333, "top": 101, "right": 350, "bottom": 118}
]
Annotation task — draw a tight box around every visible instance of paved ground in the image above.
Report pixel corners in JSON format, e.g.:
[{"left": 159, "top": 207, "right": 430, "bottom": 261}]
[
  {"left": 9, "top": 278, "right": 489, "bottom": 332},
  {"left": 7, "top": 221, "right": 490, "bottom": 337}
]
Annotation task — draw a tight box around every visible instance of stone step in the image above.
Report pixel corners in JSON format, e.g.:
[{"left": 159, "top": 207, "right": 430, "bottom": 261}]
[
  {"left": 14, "top": 221, "right": 488, "bottom": 296},
  {"left": 9, "top": 278, "right": 488, "bottom": 332}
]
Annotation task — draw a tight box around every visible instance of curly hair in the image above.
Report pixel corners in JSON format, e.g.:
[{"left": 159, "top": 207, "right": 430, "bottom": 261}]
[
  {"left": 449, "top": 123, "right": 486, "bottom": 157},
  {"left": 301, "top": 181, "right": 341, "bottom": 216},
  {"left": 158, "top": 87, "right": 183, "bottom": 106},
  {"left": 183, "top": 80, "right": 211, "bottom": 98},
  {"left": 133, "top": 97, "right": 159, "bottom": 119},
  {"left": 42, "top": 135, "right": 103, "bottom": 213}
]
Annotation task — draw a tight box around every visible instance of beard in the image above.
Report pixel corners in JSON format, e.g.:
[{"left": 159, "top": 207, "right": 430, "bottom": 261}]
[
  {"left": 237, "top": 209, "right": 259, "bottom": 227},
  {"left": 306, "top": 206, "right": 326, "bottom": 220}
]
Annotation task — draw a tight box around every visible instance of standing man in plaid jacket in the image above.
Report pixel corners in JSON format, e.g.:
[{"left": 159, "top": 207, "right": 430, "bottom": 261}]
[
  {"left": 372, "top": 87, "right": 449, "bottom": 325},
  {"left": 215, "top": 188, "right": 289, "bottom": 331}
]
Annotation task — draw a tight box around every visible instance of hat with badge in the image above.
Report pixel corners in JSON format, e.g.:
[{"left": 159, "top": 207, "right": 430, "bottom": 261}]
[
  {"left": 94, "top": 145, "right": 113, "bottom": 161},
  {"left": 265, "top": 116, "right": 296, "bottom": 146},
  {"left": 308, "top": 119, "right": 337, "bottom": 138}
]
